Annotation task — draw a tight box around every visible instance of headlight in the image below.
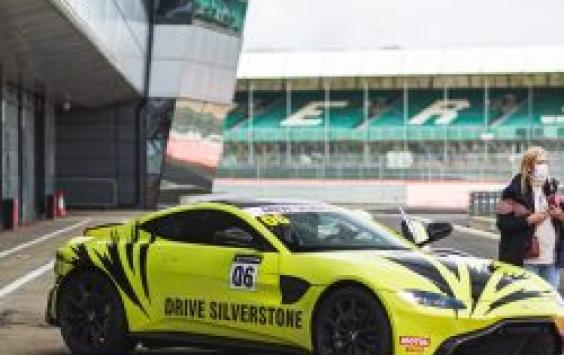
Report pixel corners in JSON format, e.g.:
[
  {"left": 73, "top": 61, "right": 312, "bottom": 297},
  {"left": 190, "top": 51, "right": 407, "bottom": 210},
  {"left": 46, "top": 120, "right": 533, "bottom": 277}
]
[{"left": 399, "top": 290, "right": 466, "bottom": 310}]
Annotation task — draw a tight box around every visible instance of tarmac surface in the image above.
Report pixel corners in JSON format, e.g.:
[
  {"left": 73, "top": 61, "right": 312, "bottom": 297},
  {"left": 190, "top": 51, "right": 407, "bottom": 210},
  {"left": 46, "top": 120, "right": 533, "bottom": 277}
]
[{"left": 0, "top": 210, "right": 535, "bottom": 355}]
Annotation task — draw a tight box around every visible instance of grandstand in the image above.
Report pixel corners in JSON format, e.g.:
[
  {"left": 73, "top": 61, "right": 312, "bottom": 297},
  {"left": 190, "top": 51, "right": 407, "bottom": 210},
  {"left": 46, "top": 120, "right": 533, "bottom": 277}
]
[{"left": 218, "top": 48, "right": 564, "bottom": 183}]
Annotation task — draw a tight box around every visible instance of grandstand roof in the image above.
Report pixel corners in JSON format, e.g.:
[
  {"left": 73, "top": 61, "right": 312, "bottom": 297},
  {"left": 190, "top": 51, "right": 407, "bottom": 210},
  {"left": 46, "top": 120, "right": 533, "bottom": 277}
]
[{"left": 237, "top": 46, "right": 564, "bottom": 79}]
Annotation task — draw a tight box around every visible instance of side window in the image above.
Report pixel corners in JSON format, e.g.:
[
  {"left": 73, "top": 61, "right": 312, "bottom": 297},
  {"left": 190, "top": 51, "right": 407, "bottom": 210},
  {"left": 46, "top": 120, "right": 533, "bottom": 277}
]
[
  {"left": 141, "top": 210, "right": 274, "bottom": 250},
  {"left": 204, "top": 211, "right": 273, "bottom": 250},
  {"left": 140, "top": 211, "right": 204, "bottom": 243}
]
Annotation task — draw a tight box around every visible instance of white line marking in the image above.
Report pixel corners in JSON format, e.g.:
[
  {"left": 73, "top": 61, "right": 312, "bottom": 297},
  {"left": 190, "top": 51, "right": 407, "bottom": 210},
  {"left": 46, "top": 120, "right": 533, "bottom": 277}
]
[
  {"left": 0, "top": 260, "right": 54, "bottom": 299},
  {"left": 0, "top": 219, "right": 91, "bottom": 259},
  {"left": 414, "top": 216, "right": 499, "bottom": 240}
]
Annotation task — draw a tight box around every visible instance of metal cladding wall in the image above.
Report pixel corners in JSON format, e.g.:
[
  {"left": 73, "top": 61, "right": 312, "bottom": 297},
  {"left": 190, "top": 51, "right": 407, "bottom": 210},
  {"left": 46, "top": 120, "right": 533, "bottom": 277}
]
[
  {"left": 21, "top": 91, "right": 36, "bottom": 222},
  {"left": 1, "top": 83, "right": 55, "bottom": 225},
  {"left": 148, "top": 1, "right": 249, "bottom": 206},
  {"left": 45, "top": 103, "right": 56, "bottom": 198},
  {"left": 2, "top": 86, "right": 19, "bottom": 203},
  {"left": 50, "top": 0, "right": 149, "bottom": 93},
  {"left": 56, "top": 101, "right": 144, "bottom": 208},
  {"left": 0, "top": 0, "right": 153, "bottom": 218},
  {"left": 150, "top": 25, "right": 243, "bottom": 104}
]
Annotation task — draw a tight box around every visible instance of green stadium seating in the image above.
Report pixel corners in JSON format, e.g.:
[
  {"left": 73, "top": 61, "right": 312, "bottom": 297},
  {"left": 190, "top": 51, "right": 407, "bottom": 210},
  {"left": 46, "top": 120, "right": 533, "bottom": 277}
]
[
  {"left": 368, "top": 91, "right": 404, "bottom": 127},
  {"left": 448, "top": 90, "right": 484, "bottom": 125},
  {"left": 328, "top": 91, "right": 364, "bottom": 128},
  {"left": 223, "top": 88, "right": 564, "bottom": 142},
  {"left": 223, "top": 93, "right": 248, "bottom": 129},
  {"left": 532, "top": 89, "right": 564, "bottom": 125},
  {"left": 407, "top": 90, "right": 443, "bottom": 126},
  {"left": 488, "top": 89, "right": 528, "bottom": 126}
]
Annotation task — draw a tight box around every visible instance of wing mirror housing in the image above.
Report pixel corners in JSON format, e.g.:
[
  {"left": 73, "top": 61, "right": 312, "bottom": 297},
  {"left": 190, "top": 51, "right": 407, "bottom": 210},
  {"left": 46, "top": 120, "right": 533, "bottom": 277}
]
[
  {"left": 401, "top": 220, "right": 453, "bottom": 247},
  {"left": 426, "top": 222, "right": 453, "bottom": 244}
]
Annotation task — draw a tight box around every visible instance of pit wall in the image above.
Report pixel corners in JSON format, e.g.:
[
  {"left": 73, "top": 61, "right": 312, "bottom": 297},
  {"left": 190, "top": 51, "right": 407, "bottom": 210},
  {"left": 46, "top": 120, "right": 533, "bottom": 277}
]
[{"left": 213, "top": 179, "right": 506, "bottom": 210}]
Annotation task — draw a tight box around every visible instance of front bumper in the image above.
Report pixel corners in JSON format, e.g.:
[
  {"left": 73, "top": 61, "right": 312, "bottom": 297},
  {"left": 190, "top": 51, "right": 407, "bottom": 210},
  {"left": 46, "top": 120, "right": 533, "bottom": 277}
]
[
  {"left": 384, "top": 290, "right": 564, "bottom": 355},
  {"left": 434, "top": 318, "right": 561, "bottom": 355}
]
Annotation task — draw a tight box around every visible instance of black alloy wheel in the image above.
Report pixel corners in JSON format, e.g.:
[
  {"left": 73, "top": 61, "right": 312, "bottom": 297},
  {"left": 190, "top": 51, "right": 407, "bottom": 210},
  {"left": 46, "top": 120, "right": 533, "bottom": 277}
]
[
  {"left": 314, "top": 287, "right": 392, "bottom": 355},
  {"left": 58, "top": 271, "right": 134, "bottom": 355}
]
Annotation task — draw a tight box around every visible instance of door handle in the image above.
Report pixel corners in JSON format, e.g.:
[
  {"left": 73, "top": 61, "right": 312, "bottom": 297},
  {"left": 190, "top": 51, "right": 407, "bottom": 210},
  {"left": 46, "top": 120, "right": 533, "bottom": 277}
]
[{"left": 233, "top": 254, "right": 262, "bottom": 264}]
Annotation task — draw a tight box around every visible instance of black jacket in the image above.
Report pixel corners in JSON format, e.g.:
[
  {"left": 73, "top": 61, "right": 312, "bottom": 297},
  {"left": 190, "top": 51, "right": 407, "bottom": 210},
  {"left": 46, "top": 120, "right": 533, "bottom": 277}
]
[
  {"left": 497, "top": 174, "right": 534, "bottom": 266},
  {"left": 497, "top": 173, "right": 564, "bottom": 267}
]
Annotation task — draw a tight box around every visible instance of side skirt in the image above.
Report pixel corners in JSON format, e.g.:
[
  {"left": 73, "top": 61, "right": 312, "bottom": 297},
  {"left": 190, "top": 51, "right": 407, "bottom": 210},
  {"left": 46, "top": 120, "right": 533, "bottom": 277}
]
[{"left": 131, "top": 331, "right": 310, "bottom": 354}]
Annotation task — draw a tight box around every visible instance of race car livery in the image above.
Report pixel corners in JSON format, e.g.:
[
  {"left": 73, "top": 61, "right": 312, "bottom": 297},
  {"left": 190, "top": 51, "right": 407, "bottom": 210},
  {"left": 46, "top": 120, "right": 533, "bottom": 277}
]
[{"left": 46, "top": 198, "right": 564, "bottom": 355}]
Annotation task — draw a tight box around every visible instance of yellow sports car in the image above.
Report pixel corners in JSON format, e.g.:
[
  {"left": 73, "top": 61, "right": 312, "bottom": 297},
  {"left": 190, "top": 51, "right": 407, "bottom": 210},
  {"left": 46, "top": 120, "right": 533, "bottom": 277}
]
[{"left": 46, "top": 198, "right": 564, "bottom": 355}]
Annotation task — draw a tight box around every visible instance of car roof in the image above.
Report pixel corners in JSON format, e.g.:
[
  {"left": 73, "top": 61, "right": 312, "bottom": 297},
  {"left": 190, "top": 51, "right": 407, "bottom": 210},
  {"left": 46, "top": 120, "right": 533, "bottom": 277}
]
[
  {"left": 138, "top": 195, "right": 337, "bottom": 223},
  {"left": 181, "top": 194, "right": 330, "bottom": 209}
]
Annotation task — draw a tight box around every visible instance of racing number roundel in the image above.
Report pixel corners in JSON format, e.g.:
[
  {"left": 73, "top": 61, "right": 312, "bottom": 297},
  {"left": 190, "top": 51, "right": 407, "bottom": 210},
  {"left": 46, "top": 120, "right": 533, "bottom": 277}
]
[{"left": 230, "top": 262, "right": 259, "bottom": 291}]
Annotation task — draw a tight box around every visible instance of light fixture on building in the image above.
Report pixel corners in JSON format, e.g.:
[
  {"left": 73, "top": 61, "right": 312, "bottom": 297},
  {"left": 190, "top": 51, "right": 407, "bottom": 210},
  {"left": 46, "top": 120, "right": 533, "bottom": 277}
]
[{"left": 63, "top": 95, "right": 72, "bottom": 111}]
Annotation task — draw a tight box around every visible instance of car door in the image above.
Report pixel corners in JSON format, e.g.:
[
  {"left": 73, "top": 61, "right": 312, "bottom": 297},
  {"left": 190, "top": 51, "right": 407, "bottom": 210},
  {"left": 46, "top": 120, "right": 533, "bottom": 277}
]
[{"left": 141, "top": 208, "right": 284, "bottom": 343}]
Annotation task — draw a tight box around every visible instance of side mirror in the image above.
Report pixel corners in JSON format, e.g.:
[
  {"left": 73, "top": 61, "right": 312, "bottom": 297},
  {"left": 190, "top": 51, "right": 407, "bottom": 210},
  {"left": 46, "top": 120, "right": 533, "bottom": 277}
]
[
  {"left": 402, "top": 220, "right": 453, "bottom": 247},
  {"left": 215, "top": 227, "right": 256, "bottom": 249},
  {"left": 426, "top": 222, "right": 453, "bottom": 244},
  {"left": 401, "top": 219, "right": 430, "bottom": 246}
]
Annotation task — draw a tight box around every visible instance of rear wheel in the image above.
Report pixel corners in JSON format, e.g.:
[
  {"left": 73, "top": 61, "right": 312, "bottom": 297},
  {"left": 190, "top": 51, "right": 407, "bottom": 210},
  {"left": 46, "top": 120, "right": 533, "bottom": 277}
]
[
  {"left": 58, "top": 270, "right": 134, "bottom": 355},
  {"left": 313, "top": 287, "right": 392, "bottom": 355}
]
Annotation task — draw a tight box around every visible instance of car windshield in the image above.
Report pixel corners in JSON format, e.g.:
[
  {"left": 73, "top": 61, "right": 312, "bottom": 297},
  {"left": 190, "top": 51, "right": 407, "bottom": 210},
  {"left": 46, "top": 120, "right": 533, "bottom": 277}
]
[{"left": 246, "top": 204, "right": 411, "bottom": 252}]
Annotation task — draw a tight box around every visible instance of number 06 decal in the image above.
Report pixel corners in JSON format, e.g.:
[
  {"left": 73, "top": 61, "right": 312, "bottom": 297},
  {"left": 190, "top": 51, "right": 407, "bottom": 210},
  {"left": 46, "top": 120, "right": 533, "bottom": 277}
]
[{"left": 230, "top": 262, "right": 259, "bottom": 291}]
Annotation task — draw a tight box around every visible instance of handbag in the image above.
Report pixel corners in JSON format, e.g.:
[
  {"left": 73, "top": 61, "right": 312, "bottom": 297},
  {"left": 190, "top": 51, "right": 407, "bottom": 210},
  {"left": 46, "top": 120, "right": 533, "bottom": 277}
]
[
  {"left": 497, "top": 198, "right": 541, "bottom": 259},
  {"left": 525, "top": 236, "right": 540, "bottom": 258}
]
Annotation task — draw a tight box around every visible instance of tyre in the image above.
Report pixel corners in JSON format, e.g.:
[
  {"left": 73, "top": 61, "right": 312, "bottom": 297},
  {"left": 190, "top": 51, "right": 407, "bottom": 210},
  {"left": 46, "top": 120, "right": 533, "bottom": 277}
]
[
  {"left": 58, "top": 270, "right": 134, "bottom": 355},
  {"left": 313, "top": 286, "right": 392, "bottom": 355}
]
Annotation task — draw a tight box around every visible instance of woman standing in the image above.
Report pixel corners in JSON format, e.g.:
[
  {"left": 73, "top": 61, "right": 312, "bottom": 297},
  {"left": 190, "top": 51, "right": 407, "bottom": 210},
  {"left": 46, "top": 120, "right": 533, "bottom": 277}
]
[{"left": 497, "top": 146, "right": 564, "bottom": 288}]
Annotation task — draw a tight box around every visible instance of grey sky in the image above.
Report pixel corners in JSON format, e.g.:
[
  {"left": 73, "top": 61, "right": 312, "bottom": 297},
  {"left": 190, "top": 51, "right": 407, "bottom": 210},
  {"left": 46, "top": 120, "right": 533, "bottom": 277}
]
[{"left": 242, "top": 0, "right": 564, "bottom": 51}]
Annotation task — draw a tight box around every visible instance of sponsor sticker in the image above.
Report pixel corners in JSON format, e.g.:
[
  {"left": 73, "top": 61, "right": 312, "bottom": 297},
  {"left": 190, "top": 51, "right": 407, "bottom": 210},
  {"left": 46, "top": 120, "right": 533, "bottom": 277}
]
[
  {"left": 245, "top": 204, "right": 334, "bottom": 216},
  {"left": 399, "top": 336, "right": 430, "bottom": 352},
  {"left": 258, "top": 214, "right": 290, "bottom": 227},
  {"left": 163, "top": 297, "right": 304, "bottom": 329}
]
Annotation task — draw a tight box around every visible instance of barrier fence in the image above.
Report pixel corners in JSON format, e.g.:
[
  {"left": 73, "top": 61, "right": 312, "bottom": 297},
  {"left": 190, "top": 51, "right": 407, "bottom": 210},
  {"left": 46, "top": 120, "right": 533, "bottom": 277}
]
[{"left": 468, "top": 191, "right": 502, "bottom": 217}]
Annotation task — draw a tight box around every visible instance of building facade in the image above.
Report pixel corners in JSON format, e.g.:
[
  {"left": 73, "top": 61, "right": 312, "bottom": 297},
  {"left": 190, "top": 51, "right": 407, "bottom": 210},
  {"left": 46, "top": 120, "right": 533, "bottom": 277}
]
[{"left": 0, "top": 0, "right": 247, "bottom": 226}]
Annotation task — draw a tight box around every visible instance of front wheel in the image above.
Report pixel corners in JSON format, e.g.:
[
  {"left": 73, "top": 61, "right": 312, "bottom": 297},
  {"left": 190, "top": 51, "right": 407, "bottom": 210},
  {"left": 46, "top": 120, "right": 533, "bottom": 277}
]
[
  {"left": 58, "top": 270, "right": 134, "bottom": 355},
  {"left": 313, "top": 287, "right": 392, "bottom": 355}
]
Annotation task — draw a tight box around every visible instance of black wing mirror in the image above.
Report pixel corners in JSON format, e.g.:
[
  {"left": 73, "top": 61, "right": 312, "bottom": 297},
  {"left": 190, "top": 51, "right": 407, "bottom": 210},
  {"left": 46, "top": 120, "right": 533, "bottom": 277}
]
[
  {"left": 402, "top": 220, "right": 453, "bottom": 247},
  {"left": 399, "top": 208, "right": 452, "bottom": 247},
  {"left": 425, "top": 222, "right": 453, "bottom": 244},
  {"left": 401, "top": 219, "right": 429, "bottom": 246}
]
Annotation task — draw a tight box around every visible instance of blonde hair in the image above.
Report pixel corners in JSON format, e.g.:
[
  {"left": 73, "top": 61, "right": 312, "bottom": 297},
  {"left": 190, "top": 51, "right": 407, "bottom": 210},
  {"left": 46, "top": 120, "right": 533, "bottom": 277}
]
[{"left": 520, "top": 146, "right": 546, "bottom": 192}]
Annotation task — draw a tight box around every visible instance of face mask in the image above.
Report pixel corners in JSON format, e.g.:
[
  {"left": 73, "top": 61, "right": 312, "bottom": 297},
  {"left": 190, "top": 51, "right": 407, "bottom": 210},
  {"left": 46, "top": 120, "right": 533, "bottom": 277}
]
[{"left": 532, "top": 163, "right": 549, "bottom": 181}]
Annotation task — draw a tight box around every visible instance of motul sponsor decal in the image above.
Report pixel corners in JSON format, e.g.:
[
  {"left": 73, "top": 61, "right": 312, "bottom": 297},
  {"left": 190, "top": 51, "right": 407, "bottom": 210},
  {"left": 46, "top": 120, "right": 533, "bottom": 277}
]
[{"left": 399, "top": 336, "right": 430, "bottom": 352}]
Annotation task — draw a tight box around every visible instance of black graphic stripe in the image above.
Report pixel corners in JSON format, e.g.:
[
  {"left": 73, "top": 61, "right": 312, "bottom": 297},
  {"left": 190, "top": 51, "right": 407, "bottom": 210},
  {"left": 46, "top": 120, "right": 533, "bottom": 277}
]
[
  {"left": 132, "top": 223, "right": 141, "bottom": 243},
  {"left": 442, "top": 260, "right": 460, "bottom": 282},
  {"left": 139, "top": 244, "right": 151, "bottom": 302},
  {"left": 468, "top": 271, "right": 490, "bottom": 313},
  {"left": 125, "top": 243, "right": 135, "bottom": 274},
  {"left": 486, "top": 290, "right": 543, "bottom": 314},
  {"left": 70, "top": 244, "right": 97, "bottom": 269},
  {"left": 83, "top": 223, "right": 123, "bottom": 235},
  {"left": 384, "top": 257, "right": 455, "bottom": 298},
  {"left": 94, "top": 243, "right": 148, "bottom": 317},
  {"left": 495, "top": 273, "right": 529, "bottom": 292},
  {"left": 384, "top": 256, "right": 544, "bottom": 317}
]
